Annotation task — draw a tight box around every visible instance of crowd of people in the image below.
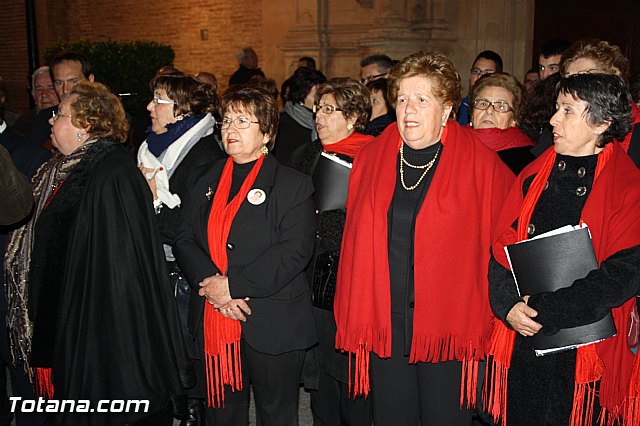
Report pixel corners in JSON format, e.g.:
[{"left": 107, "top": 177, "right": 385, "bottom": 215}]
[{"left": 1, "top": 38, "right": 639, "bottom": 426}]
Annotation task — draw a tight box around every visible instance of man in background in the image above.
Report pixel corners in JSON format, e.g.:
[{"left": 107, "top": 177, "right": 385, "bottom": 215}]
[
  {"left": 538, "top": 38, "right": 571, "bottom": 80},
  {"left": 360, "top": 54, "right": 394, "bottom": 84},
  {"left": 457, "top": 50, "right": 503, "bottom": 126},
  {"left": 229, "top": 47, "right": 265, "bottom": 87}
]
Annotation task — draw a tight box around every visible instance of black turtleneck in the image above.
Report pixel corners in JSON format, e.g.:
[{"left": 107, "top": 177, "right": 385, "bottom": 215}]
[
  {"left": 388, "top": 141, "right": 442, "bottom": 354},
  {"left": 228, "top": 159, "right": 257, "bottom": 203}
]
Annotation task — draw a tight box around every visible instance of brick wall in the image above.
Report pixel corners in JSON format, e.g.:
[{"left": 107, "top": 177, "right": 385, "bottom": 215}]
[{"left": 2, "top": 0, "right": 265, "bottom": 114}]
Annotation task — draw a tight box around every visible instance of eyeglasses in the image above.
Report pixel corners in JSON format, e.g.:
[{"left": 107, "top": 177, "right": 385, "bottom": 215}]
[
  {"left": 473, "top": 99, "right": 513, "bottom": 113},
  {"left": 360, "top": 73, "right": 388, "bottom": 84},
  {"left": 470, "top": 68, "right": 496, "bottom": 77},
  {"left": 313, "top": 104, "right": 343, "bottom": 114},
  {"left": 216, "top": 117, "right": 259, "bottom": 130},
  {"left": 51, "top": 109, "right": 72, "bottom": 121},
  {"left": 151, "top": 96, "right": 175, "bottom": 106}
]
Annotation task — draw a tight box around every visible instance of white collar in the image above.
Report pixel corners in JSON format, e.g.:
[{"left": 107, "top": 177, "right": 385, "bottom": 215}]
[{"left": 0, "top": 121, "right": 6, "bottom": 134}]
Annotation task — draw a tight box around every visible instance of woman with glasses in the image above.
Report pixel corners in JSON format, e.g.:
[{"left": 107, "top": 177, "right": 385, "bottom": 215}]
[
  {"left": 470, "top": 73, "right": 535, "bottom": 174},
  {"left": 486, "top": 73, "right": 640, "bottom": 426},
  {"left": 289, "top": 77, "right": 374, "bottom": 426},
  {"left": 333, "top": 51, "right": 514, "bottom": 425},
  {"left": 14, "top": 82, "right": 192, "bottom": 425},
  {"left": 137, "top": 74, "right": 224, "bottom": 425},
  {"left": 174, "top": 86, "right": 317, "bottom": 425}
]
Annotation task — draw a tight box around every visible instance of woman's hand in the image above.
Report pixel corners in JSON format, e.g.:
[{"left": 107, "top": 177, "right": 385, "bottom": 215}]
[
  {"left": 218, "top": 299, "right": 252, "bottom": 322},
  {"left": 139, "top": 165, "right": 161, "bottom": 200},
  {"left": 198, "top": 274, "right": 232, "bottom": 308},
  {"left": 506, "top": 297, "right": 542, "bottom": 336}
]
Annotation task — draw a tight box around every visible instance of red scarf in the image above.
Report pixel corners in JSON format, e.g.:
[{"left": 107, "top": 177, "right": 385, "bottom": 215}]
[
  {"left": 472, "top": 127, "right": 534, "bottom": 152},
  {"left": 620, "top": 103, "right": 640, "bottom": 153},
  {"left": 334, "top": 121, "right": 514, "bottom": 402},
  {"left": 204, "top": 155, "right": 265, "bottom": 407},
  {"left": 485, "top": 144, "right": 640, "bottom": 426},
  {"left": 322, "top": 132, "right": 373, "bottom": 158}
]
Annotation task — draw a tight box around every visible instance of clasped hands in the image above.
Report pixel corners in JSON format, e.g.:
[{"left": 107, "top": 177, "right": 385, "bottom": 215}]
[
  {"left": 198, "top": 274, "right": 251, "bottom": 322},
  {"left": 507, "top": 295, "right": 542, "bottom": 337}
]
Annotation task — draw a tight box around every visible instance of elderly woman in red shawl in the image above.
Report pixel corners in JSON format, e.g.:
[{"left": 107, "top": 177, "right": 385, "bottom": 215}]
[
  {"left": 486, "top": 73, "right": 640, "bottom": 426},
  {"left": 333, "top": 51, "right": 514, "bottom": 425}
]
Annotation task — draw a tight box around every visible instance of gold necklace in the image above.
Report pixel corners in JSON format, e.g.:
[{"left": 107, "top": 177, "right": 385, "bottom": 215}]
[{"left": 399, "top": 143, "right": 440, "bottom": 191}]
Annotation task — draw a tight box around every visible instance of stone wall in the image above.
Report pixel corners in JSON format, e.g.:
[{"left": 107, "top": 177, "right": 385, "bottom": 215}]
[{"left": 1, "top": 0, "right": 534, "bottom": 114}]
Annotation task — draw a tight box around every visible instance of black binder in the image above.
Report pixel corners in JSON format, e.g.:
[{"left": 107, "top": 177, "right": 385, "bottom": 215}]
[
  {"left": 505, "top": 226, "right": 617, "bottom": 356},
  {"left": 312, "top": 152, "right": 352, "bottom": 213}
]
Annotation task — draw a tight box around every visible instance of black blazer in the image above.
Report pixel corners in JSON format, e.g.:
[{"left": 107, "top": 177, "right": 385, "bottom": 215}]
[{"left": 174, "top": 154, "right": 318, "bottom": 355}]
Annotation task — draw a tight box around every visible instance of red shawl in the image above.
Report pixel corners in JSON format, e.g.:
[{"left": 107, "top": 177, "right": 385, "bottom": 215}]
[
  {"left": 205, "top": 155, "right": 265, "bottom": 407},
  {"left": 472, "top": 127, "right": 534, "bottom": 152},
  {"left": 486, "top": 144, "right": 640, "bottom": 426},
  {"left": 620, "top": 103, "right": 640, "bottom": 153},
  {"left": 322, "top": 132, "right": 373, "bottom": 158},
  {"left": 334, "top": 121, "right": 515, "bottom": 402}
]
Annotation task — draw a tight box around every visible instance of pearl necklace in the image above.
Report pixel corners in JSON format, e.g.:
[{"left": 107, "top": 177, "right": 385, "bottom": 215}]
[{"left": 399, "top": 142, "right": 441, "bottom": 191}]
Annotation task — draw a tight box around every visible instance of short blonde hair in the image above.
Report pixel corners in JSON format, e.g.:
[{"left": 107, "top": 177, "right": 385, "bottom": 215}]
[
  {"left": 561, "top": 39, "right": 630, "bottom": 84},
  {"left": 69, "top": 82, "right": 129, "bottom": 143},
  {"left": 388, "top": 51, "right": 462, "bottom": 117}
]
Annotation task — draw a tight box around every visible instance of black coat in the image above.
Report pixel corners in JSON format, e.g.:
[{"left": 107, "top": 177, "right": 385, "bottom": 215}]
[
  {"left": 157, "top": 134, "right": 225, "bottom": 246},
  {"left": 28, "top": 140, "right": 192, "bottom": 425},
  {"left": 174, "top": 154, "right": 317, "bottom": 356}
]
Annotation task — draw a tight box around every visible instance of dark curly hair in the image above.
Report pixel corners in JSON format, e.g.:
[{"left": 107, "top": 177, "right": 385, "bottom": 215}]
[
  {"left": 518, "top": 73, "right": 561, "bottom": 142},
  {"left": 388, "top": 51, "right": 462, "bottom": 119},
  {"left": 219, "top": 86, "right": 279, "bottom": 149},
  {"left": 316, "top": 78, "right": 372, "bottom": 131},
  {"left": 69, "top": 82, "right": 129, "bottom": 143},
  {"left": 151, "top": 75, "right": 216, "bottom": 118},
  {"left": 287, "top": 68, "right": 327, "bottom": 104},
  {"left": 556, "top": 73, "right": 632, "bottom": 147}
]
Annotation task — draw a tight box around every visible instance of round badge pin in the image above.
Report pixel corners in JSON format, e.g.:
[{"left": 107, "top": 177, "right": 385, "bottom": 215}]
[{"left": 247, "top": 188, "right": 266, "bottom": 205}]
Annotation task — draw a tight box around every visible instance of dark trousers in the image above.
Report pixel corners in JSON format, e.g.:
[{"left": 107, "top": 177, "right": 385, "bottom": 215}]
[
  {"left": 204, "top": 340, "right": 304, "bottom": 426},
  {"left": 0, "top": 310, "right": 52, "bottom": 426},
  {"left": 370, "top": 313, "right": 472, "bottom": 426},
  {"left": 310, "top": 368, "right": 372, "bottom": 426}
]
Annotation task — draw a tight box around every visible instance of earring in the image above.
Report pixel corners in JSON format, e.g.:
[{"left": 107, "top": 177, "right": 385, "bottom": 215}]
[
  {"left": 262, "top": 145, "right": 269, "bottom": 156},
  {"left": 76, "top": 132, "right": 82, "bottom": 142},
  {"left": 175, "top": 115, "right": 184, "bottom": 121},
  {"left": 441, "top": 120, "right": 447, "bottom": 127},
  {"left": 347, "top": 123, "right": 354, "bottom": 131},
  {"left": 469, "top": 121, "right": 473, "bottom": 128}
]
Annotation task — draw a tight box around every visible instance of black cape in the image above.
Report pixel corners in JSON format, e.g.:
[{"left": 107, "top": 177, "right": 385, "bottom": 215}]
[{"left": 28, "top": 139, "right": 193, "bottom": 425}]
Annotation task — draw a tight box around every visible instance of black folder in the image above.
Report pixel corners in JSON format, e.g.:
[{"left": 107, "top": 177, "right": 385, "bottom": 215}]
[
  {"left": 505, "top": 226, "right": 617, "bottom": 356},
  {"left": 312, "top": 152, "right": 352, "bottom": 213}
]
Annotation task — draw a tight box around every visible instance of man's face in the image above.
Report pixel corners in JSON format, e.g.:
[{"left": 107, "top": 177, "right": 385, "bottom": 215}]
[
  {"left": 524, "top": 71, "right": 540, "bottom": 94},
  {"left": 538, "top": 54, "right": 561, "bottom": 80},
  {"left": 469, "top": 58, "right": 498, "bottom": 90},
  {"left": 32, "top": 72, "right": 58, "bottom": 112},
  {"left": 242, "top": 49, "right": 258, "bottom": 69},
  {"left": 360, "top": 64, "right": 388, "bottom": 84},
  {"left": 52, "top": 60, "right": 94, "bottom": 100}
]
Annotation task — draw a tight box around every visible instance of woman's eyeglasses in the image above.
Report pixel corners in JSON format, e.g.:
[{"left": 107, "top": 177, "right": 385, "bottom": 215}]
[
  {"left": 151, "top": 97, "right": 175, "bottom": 106},
  {"left": 313, "top": 104, "right": 343, "bottom": 114},
  {"left": 473, "top": 99, "right": 513, "bottom": 113},
  {"left": 51, "top": 109, "right": 72, "bottom": 121},
  {"left": 216, "top": 117, "right": 259, "bottom": 130}
]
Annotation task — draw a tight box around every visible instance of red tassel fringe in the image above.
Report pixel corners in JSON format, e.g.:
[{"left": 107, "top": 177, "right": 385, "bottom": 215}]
[
  {"left": 483, "top": 321, "right": 516, "bottom": 426},
  {"left": 203, "top": 304, "right": 242, "bottom": 408},
  {"left": 36, "top": 367, "right": 54, "bottom": 399}
]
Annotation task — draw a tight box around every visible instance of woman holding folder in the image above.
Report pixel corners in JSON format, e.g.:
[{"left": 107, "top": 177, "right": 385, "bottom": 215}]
[
  {"left": 290, "top": 78, "right": 374, "bottom": 426},
  {"left": 486, "top": 73, "right": 640, "bottom": 426}
]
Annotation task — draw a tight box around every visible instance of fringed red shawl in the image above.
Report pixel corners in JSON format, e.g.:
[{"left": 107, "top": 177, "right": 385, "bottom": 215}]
[
  {"left": 334, "top": 121, "right": 514, "bottom": 402},
  {"left": 486, "top": 143, "right": 640, "bottom": 426}
]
